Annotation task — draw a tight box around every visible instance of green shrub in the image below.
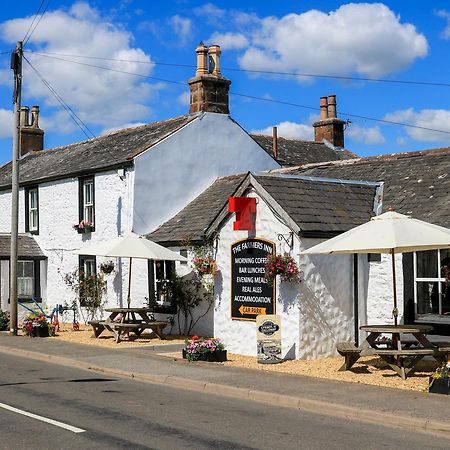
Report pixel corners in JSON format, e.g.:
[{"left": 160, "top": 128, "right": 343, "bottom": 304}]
[{"left": 0, "top": 310, "right": 9, "bottom": 331}]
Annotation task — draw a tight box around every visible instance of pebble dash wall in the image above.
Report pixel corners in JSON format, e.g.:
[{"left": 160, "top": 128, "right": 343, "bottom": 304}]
[{"left": 212, "top": 188, "right": 368, "bottom": 359}]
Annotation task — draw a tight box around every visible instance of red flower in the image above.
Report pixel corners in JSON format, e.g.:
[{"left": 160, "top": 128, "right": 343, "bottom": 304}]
[{"left": 192, "top": 335, "right": 199, "bottom": 341}]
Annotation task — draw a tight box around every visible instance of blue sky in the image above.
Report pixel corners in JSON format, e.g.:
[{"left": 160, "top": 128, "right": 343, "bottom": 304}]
[{"left": 1, "top": 1, "right": 450, "bottom": 164}]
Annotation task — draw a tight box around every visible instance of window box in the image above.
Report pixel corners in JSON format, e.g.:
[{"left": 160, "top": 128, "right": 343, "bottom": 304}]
[{"left": 429, "top": 377, "right": 450, "bottom": 395}]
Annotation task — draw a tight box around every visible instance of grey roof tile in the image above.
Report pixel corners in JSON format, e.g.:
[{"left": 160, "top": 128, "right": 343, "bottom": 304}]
[
  {"left": 286, "top": 147, "right": 450, "bottom": 228},
  {"left": 250, "top": 134, "right": 356, "bottom": 166},
  {"left": 0, "top": 234, "right": 46, "bottom": 258},
  {"left": 0, "top": 115, "right": 195, "bottom": 189},
  {"left": 148, "top": 174, "right": 246, "bottom": 244}
]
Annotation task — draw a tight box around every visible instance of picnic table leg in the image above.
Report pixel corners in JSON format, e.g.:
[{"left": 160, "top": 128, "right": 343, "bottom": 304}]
[
  {"left": 338, "top": 353, "right": 360, "bottom": 371},
  {"left": 151, "top": 325, "right": 166, "bottom": 340}
]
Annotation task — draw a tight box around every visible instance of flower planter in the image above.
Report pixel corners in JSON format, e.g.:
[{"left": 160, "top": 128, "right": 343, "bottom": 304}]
[
  {"left": 429, "top": 377, "right": 450, "bottom": 395},
  {"left": 182, "top": 349, "right": 227, "bottom": 362},
  {"left": 31, "top": 326, "right": 50, "bottom": 338},
  {"left": 201, "top": 273, "right": 214, "bottom": 289}
]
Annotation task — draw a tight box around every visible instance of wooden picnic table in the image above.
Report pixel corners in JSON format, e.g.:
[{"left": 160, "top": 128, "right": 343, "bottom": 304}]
[
  {"left": 359, "top": 324, "right": 447, "bottom": 379},
  {"left": 89, "top": 307, "right": 168, "bottom": 343}
]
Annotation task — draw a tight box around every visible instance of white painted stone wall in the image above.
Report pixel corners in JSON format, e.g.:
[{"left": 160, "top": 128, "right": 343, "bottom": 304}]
[
  {"left": 366, "top": 253, "right": 404, "bottom": 325},
  {"left": 213, "top": 188, "right": 367, "bottom": 359},
  {"left": 0, "top": 169, "right": 140, "bottom": 317},
  {"left": 133, "top": 112, "right": 280, "bottom": 235}
]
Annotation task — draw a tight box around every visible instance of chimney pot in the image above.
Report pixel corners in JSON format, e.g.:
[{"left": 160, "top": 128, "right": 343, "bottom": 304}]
[
  {"left": 319, "top": 97, "right": 328, "bottom": 120},
  {"left": 31, "top": 105, "right": 40, "bottom": 128},
  {"left": 208, "top": 45, "right": 221, "bottom": 76},
  {"left": 195, "top": 42, "right": 208, "bottom": 76},
  {"left": 327, "top": 95, "right": 337, "bottom": 119},
  {"left": 20, "top": 106, "right": 29, "bottom": 127}
]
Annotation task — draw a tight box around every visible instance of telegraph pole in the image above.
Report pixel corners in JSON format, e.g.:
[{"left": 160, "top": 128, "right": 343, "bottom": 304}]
[{"left": 9, "top": 41, "right": 22, "bottom": 335}]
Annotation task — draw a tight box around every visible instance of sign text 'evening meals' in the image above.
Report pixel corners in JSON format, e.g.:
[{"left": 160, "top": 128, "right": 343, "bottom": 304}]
[{"left": 231, "top": 238, "right": 275, "bottom": 320}]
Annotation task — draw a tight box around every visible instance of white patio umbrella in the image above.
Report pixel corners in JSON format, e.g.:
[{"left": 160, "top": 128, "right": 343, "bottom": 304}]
[
  {"left": 74, "top": 233, "right": 188, "bottom": 308},
  {"left": 300, "top": 211, "right": 450, "bottom": 326}
]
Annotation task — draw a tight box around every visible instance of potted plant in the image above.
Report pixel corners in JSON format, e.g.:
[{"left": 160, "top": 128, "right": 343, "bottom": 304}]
[
  {"left": 22, "top": 312, "right": 53, "bottom": 337},
  {"left": 265, "top": 253, "right": 301, "bottom": 287},
  {"left": 100, "top": 260, "right": 115, "bottom": 274},
  {"left": 429, "top": 362, "right": 450, "bottom": 394},
  {"left": 73, "top": 220, "right": 94, "bottom": 233},
  {"left": 0, "top": 309, "right": 9, "bottom": 331},
  {"left": 182, "top": 335, "right": 227, "bottom": 362}
]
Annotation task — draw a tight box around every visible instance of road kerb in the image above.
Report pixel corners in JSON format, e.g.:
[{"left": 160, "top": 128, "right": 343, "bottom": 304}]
[{"left": 1, "top": 344, "right": 450, "bottom": 438}]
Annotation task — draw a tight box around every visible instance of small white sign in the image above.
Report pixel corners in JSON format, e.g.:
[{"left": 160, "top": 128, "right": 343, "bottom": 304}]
[{"left": 256, "top": 314, "right": 282, "bottom": 364}]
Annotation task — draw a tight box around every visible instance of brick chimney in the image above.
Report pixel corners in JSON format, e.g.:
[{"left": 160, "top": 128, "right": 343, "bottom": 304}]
[
  {"left": 20, "top": 105, "right": 44, "bottom": 156},
  {"left": 188, "top": 42, "right": 231, "bottom": 114},
  {"left": 313, "top": 95, "right": 345, "bottom": 148}
]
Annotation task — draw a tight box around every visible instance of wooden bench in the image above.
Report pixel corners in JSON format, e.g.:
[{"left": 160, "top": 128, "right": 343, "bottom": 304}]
[
  {"left": 98, "top": 320, "right": 168, "bottom": 343},
  {"left": 373, "top": 348, "right": 436, "bottom": 379},
  {"left": 336, "top": 342, "right": 362, "bottom": 371},
  {"left": 88, "top": 320, "right": 105, "bottom": 338}
]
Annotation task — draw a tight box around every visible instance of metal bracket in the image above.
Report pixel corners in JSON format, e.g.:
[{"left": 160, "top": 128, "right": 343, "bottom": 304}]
[{"left": 277, "top": 231, "right": 294, "bottom": 249}]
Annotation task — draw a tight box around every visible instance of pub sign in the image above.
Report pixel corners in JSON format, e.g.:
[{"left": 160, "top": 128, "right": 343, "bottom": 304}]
[{"left": 231, "top": 238, "right": 275, "bottom": 321}]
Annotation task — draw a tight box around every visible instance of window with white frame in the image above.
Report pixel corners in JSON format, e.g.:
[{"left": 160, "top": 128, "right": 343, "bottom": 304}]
[
  {"left": 17, "top": 260, "right": 35, "bottom": 299},
  {"left": 83, "top": 179, "right": 94, "bottom": 225},
  {"left": 25, "top": 187, "right": 39, "bottom": 233},
  {"left": 414, "top": 249, "right": 450, "bottom": 319}
]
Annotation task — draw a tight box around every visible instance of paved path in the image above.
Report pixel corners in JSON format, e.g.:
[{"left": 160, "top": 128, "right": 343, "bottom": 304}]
[{"left": 1, "top": 333, "right": 450, "bottom": 438}]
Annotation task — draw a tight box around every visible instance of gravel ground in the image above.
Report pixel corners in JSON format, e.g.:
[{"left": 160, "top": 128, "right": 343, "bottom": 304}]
[{"left": 44, "top": 323, "right": 439, "bottom": 393}]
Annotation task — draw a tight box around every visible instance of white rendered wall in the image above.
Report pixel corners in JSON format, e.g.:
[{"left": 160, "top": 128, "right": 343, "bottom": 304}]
[
  {"left": 213, "top": 189, "right": 366, "bottom": 359},
  {"left": 0, "top": 169, "right": 143, "bottom": 318},
  {"left": 366, "top": 253, "right": 404, "bottom": 325},
  {"left": 133, "top": 112, "right": 279, "bottom": 235}
]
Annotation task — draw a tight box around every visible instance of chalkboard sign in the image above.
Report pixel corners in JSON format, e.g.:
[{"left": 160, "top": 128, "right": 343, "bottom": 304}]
[{"left": 231, "top": 238, "right": 275, "bottom": 321}]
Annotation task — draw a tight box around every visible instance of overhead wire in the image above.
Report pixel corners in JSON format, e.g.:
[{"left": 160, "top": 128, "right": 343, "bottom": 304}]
[
  {"left": 26, "top": 50, "right": 450, "bottom": 88},
  {"left": 22, "top": 0, "right": 45, "bottom": 44},
  {"left": 23, "top": 0, "right": 52, "bottom": 47},
  {"left": 25, "top": 51, "right": 450, "bottom": 137},
  {"left": 23, "top": 55, "right": 95, "bottom": 139}
]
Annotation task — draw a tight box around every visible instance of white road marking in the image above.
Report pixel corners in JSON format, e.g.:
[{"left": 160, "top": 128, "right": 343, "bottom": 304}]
[{"left": 0, "top": 402, "right": 85, "bottom": 433}]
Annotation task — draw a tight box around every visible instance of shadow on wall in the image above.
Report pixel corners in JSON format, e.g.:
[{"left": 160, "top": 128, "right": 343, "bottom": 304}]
[
  {"left": 113, "top": 196, "right": 124, "bottom": 307},
  {"left": 278, "top": 281, "right": 300, "bottom": 314},
  {"left": 296, "top": 253, "right": 361, "bottom": 357},
  {"left": 215, "top": 270, "right": 224, "bottom": 310}
]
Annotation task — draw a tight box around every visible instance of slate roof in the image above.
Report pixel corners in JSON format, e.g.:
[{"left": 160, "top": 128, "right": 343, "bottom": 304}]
[
  {"left": 253, "top": 175, "right": 378, "bottom": 235},
  {"left": 148, "top": 174, "right": 246, "bottom": 245},
  {"left": 285, "top": 147, "right": 450, "bottom": 228},
  {"left": 250, "top": 134, "right": 356, "bottom": 166},
  {"left": 0, "top": 115, "right": 195, "bottom": 189},
  {"left": 148, "top": 172, "right": 379, "bottom": 244},
  {"left": 0, "top": 234, "right": 46, "bottom": 259}
]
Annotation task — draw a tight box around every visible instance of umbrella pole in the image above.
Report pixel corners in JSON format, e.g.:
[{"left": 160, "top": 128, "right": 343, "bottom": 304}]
[
  {"left": 391, "top": 249, "right": 398, "bottom": 327},
  {"left": 353, "top": 254, "right": 359, "bottom": 347},
  {"left": 127, "top": 257, "right": 132, "bottom": 309}
]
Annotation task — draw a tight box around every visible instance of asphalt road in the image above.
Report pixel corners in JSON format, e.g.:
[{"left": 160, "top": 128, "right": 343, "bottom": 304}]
[{"left": 0, "top": 353, "right": 449, "bottom": 450}]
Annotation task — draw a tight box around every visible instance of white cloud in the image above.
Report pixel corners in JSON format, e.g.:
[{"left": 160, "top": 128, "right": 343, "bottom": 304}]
[
  {"left": 436, "top": 10, "right": 450, "bottom": 39},
  {"left": 194, "top": 3, "right": 225, "bottom": 20},
  {"left": 396, "top": 136, "right": 407, "bottom": 146},
  {"left": 0, "top": 109, "right": 13, "bottom": 138},
  {"left": 238, "top": 3, "right": 427, "bottom": 79},
  {"left": 0, "top": 2, "right": 158, "bottom": 131},
  {"left": 168, "top": 15, "right": 192, "bottom": 46},
  {"left": 384, "top": 108, "right": 450, "bottom": 142},
  {"left": 252, "top": 120, "right": 314, "bottom": 140},
  {"left": 208, "top": 32, "right": 248, "bottom": 50},
  {"left": 346, "top": 124, "right": 386, "bottom": 145},
  {"left": 101, "top": 122, "right": 147, "bottom": 135}
]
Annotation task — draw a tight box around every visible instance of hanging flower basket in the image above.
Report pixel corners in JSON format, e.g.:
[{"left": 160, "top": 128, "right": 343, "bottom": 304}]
[
  {"left": 265, "top": 253, "right": 302, "bottom": 287},
  {"left": 100, "top": 260, "right": 115, "bottom": 274}
]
